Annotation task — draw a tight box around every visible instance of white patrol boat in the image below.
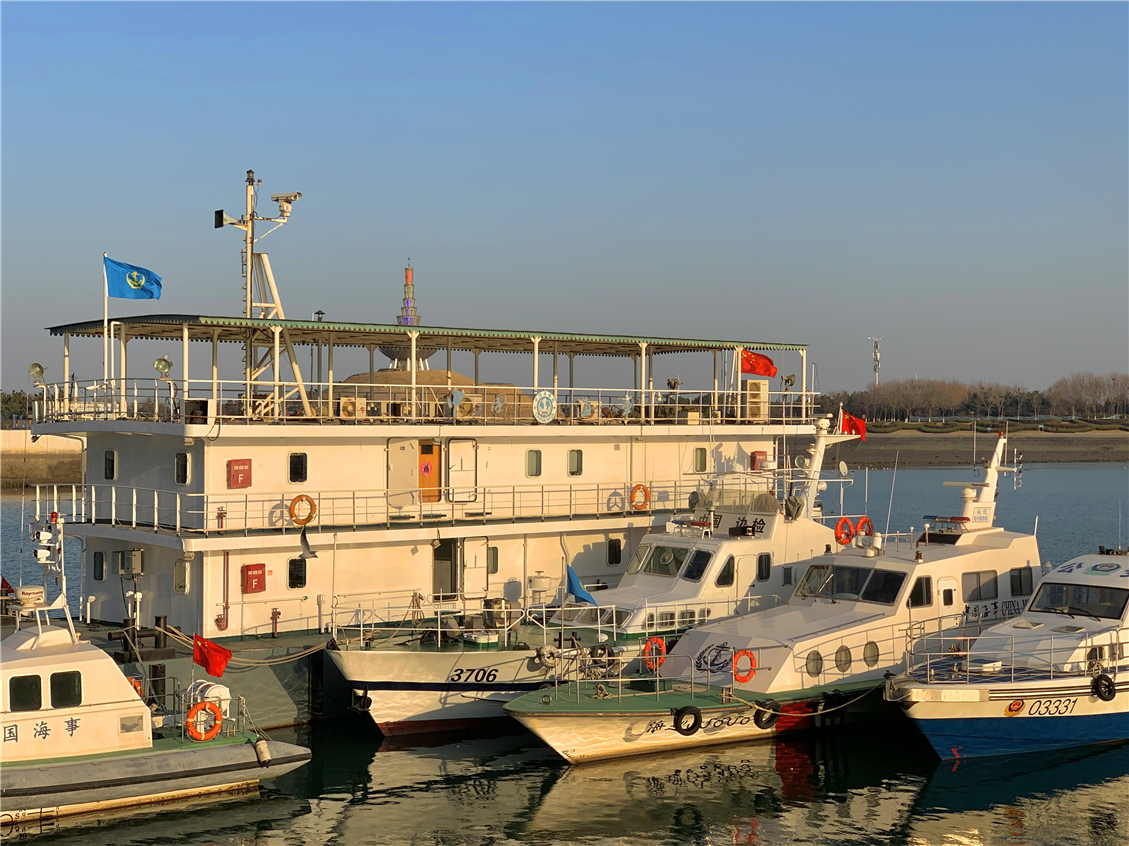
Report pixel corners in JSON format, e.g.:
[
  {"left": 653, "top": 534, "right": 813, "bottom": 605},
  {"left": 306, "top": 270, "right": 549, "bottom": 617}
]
[
  {"left": 327, "top": 419, "right": 864, "bottom": 735},
  {"left": 504, "top": 434, "right": 1043, "bottom": 762},
  {"left": 886, "top": 548, "right": 1129, "bottom": 759},
  {"left": 0, "top": 513, "right": 310, "bottom": 829}
]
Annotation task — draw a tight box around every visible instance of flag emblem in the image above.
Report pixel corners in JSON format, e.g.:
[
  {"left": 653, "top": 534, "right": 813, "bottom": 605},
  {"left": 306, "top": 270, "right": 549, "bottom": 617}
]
[
  {"left": 126, "top": 271, "right": 147, "bottom": 289},
  {"left": 105, "top": 256, "right": 162, "bottom": 300}
]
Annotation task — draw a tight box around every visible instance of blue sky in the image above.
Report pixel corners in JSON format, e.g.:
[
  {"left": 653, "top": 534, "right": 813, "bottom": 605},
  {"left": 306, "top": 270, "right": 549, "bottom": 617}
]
[{"left": 2, "top": 3, "right": 1126, "bottom": 392}]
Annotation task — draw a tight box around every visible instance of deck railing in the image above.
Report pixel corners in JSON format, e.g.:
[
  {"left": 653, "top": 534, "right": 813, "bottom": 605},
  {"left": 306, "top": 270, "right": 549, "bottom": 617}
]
[{"left": 31, "top": 377, "right": 816, "bottom": 427}]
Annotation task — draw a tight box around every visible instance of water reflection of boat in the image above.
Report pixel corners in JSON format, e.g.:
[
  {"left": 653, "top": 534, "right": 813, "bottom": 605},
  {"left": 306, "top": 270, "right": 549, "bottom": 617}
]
[{"left": 908, "top": 742, "right": 1129, "bottom": 845}]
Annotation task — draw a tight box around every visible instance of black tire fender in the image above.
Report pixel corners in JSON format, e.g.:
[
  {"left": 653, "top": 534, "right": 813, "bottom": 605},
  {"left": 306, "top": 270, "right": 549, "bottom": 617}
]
[
  {"left": 1092, "top": 673, "right": 1116, "bottom": 702},
  {"left": 672, "top": 705, "right": 702, "bottom": 736},
  {"left": 753, "top": 698, "right": 780, "bottom": 730}
]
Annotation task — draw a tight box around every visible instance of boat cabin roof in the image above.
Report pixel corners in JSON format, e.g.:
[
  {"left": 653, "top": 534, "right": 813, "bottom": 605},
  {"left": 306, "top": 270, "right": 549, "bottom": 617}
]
[
  {"left": 0, "top": 627, "right": 109, "bottom": 676},
  {"left": 1041, "top": 554, "right": 1129, "bottom": 589}
]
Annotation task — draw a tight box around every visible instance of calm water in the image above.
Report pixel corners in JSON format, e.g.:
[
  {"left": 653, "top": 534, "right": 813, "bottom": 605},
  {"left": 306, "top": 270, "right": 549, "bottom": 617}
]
[{"left": 3, "top": 463, "right": 1128, "bottom": 845}]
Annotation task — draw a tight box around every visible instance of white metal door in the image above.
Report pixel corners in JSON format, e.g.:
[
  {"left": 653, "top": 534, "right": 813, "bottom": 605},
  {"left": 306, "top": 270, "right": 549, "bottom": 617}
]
[
  {"left": 463, "top": 536, "right": 489, "bottom": 598},
  {"left": 387, "top": 438, "right": 419, "bottom": 512},
  {"left": 447, "top": 439, "right": 478, "bottom": 503}
]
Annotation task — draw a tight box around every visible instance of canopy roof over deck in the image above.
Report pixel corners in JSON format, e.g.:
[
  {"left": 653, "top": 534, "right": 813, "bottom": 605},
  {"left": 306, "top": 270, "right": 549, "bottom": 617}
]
[{"left": 47, "top": 314, "right": 807, "bottom": 358}]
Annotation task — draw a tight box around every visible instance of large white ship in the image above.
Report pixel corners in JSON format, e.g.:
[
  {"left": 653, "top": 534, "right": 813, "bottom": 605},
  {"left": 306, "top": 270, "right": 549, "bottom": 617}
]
[{"left": 27, "top": 172, "right": 834, "bottom": 726}]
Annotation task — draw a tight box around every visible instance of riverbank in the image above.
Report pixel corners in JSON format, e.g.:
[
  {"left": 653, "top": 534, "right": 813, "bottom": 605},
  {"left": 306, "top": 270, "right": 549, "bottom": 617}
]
[
  {"left": 830, "top": 430, "right": 1129, "bottom": 468},
  {"left": 0, "top": 431, "right": 82, "bottom": 489}
]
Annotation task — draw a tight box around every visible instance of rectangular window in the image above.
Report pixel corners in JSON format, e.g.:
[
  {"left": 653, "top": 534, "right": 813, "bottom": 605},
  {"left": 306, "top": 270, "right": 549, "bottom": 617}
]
[
  {"left": 681, "top": 550, "right": 714, "bottom": 582},
  {"left": 50, "top": 671, "right": 82, "bottom": 708},
  {"left": 782, "top": 566, "right": 793, "bottom": 586},
  {"left": 288, "top": 558, "right": 307, "bottom": 590},
  {"left": 756, "top": 553, "right": 772, "bottom": 582},
  {"left": 859, "top": 570, "right": 907, "bottom": 605},
  {"left": 486, "top": 546, "right": 499, "bottom": 575},
  {"left": 567, "top": 449, "right": 583, "bottom": 476},
  {"left": 104, "top": 450, "right": 117, "bottom": 480},
  {"left": 963, "top": 571, "right": 999, "bottom": 602},
  {"left": 694, "top": 447, "right": 707, "bottom": 473},
  {"left": 607, "top": 539, "right": 622, "bottom": 567},
  {"left": 942, "top": 588, "right": 955, "bottom": 607},
  {"left": 174, "top": 452, "right": 190, "bottom": 485},
  {"left": 93, "top": 551, "right": 105, "bottom": 582},
  {"left": 1009, "top": 567, "right": 1034, "bottom": 597},
  {"left": 678, "top": 610, "right": 696, "bottom": 627},
  {"left": 657, "top": 611, "right": 676, "bottom": 629},
  {"left": 526, "top": 449, "right": 542, "bottom": 477},
  {"left": 715, "top": 556, "right": 735, "bottom": 588},
  {"left": 289, "top": 453, "right": 308, "bottom": 484},
  {"left": 909, "top": 577, "right": 933, "bottom": 608},
  {"left": 9, "top": 675, "right": 42, "bottom": 712}
]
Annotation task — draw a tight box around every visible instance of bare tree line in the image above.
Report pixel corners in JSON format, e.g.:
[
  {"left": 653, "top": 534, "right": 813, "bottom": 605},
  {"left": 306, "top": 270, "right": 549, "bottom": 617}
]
[{"left": 820, "top": 372, "right": 1129, "bottom": 421}]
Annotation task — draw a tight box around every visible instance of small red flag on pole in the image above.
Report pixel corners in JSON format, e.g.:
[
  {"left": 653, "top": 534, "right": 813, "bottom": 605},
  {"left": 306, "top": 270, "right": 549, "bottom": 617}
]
[
  {"left": 193, "top": 634, "right": 233, "bottom": 678},
  {"left": 840, "top": 409, "right": 867, "bottom": 441},
  {"left": 740, "top": 350, "right": 778, "bottom": 378}
]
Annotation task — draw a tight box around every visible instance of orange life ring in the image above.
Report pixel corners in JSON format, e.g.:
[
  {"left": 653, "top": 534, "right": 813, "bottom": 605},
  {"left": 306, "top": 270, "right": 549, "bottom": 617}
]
[
  {"left": 128, "top": 677, "right": 143, "bottom": 698},
  {"left": 855, "top": 516, "right": 875, "bottom": 537},
  {"left": 629, "top": 484, "right": 651, "bottom": 511},
  {"left": 835, "top": 516, "right": 855, "bottom": 546},
  {"left": 733, "top": 649, "right": 757, "bottom": 683},
  {"left": 289, "top": 494, "right": 317, "bottom": 526},
  {"left": 186, "top": 700, "right": 223, "bottom": 742},
  {"left": 642, "top": 636, "right": 667, "bottom": 670}
]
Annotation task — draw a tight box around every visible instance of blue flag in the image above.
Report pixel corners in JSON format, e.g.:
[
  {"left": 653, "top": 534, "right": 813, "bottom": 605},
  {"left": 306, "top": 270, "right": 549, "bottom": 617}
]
[
  {"left": 566, "top": 564, "right": 597, "bottom": 606},
  {"left": 105, "top": 256, "right": 162, "bottom": 300}
]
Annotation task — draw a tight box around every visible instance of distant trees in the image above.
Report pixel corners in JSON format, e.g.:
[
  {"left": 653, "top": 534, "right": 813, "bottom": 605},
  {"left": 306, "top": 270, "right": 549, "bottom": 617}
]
[
  {"left": 1, "top": 390, "right": 30, "bottom": 427},
  {"left": 820, "top": 372, "right": 1129, "bottom": 421}
]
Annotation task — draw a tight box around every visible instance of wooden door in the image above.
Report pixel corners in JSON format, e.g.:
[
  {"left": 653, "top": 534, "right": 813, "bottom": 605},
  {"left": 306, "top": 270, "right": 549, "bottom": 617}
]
[{"left": 419, "top": 440, "right": 442, "bottom": 503}]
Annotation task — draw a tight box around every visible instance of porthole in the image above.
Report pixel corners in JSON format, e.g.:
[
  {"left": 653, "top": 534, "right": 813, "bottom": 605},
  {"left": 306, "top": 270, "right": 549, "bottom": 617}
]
[
  {"left": 863, "top": 641, "right": 880, "bottom": 668},
  {"left": 835, "top": 645, "right": 852, "bottom": 673},
  {"left": 805, "top": 650, "right": 823, "bottom": 678}
]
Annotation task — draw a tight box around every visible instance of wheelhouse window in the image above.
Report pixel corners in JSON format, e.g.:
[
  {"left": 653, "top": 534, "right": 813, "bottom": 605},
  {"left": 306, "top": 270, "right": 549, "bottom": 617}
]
[
  {"left": 694, "top": 448, "right": 707, "bottom": 473},
  {"left": 93, "top": 551, "right": 105, "bottom": 582},
  {"left": 797, "top": 565, "right": 906, "bottom": 605},
  {"left": 50, "top": 671, "right": 82, "bottom": 708},
  {"left": 681, "top": 550, "right": 714, "bottom": 582},
  {"left": 859, "top": 571, "right": 907, "bottom": 605},
  {"left": 607, "top": 539, "right": 622, "bottom": 567},
  {"left": 715, "top": 556, "right": 735, "bottom": 587},
  {"left": 104, "top": 450, "right": 117, "bottom": 480},
  {"left": 525, "top": 450, "right": 542, "bottom": 477},
  {"left": 174, "top": 452, "right": 190, "bottom": 485},
  {"left": 9, "top": 675, "right": 41, "bottom": 712},
  {"left": 756, "top": 553, "right": 772, "bottom": 582},
  {"left": 963, "top": 571, "right": 998, "bottom": 602},
  {"left": 908, "top": 577, "right": 933, "bottom": 608},
  {"left": 628, "top": 545, "right": 689, "bottom": 577},
  {"left": 567, "top": 449, "right": 583, "bottom": 477},
  {"left": 289, "top": 453, "right": 308, "bottom": 484},
  {"left": 1029, "top": 582, "right": 1129, "bottom": 620},
  {"left": 1009, "top": 567, "right": 1034, "bottom": 597},
  {"left": 288, "top": 558, "right": 307, "bottom": 590}
]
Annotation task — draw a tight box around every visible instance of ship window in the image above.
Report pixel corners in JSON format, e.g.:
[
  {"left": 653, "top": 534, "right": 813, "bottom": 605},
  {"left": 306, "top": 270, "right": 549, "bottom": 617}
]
[
  {"left": 694, "top": 448, "right": 707, "bottom": 473},
  {"left": 119, "top": 715, "right": 145, "bottom": 734},
  {"left": 756, "top": 553, "right": 772, "bottom": 582},
  {"left": 626, "top": 544, "right": 652, "bottom": 574},
  {"left": 860, "top": 570, "right": 907, "bottom": 605},
  {"left": 50, "top": 671, "right": 82, "bottom": 709},
  {"left": 657, "top": 611, "right": 676, "bottom": 629},
  {"left": 678, "top": 610, "right": 696, "bottom": 627},
  {"left": 942, "top": 588, "right": 955, "bottom": 606},
  {"left": 682, "top": 550, "right": 714, "bottom": 582},
  {"left": 174, "top": 452, "right": 190, "bottom": 485},
  {"left": 963, "top": 571, "right": 998, "bottom": 602},
  {"left": 782, "top": 566, "right": 793, "bottom": 586},
  {"left": 640, "top": 546, "right": 688, "bottom": 578},
  {"left": 526, "top": 450, "right": 542, "bottom": 477},
  {"left": 607, "top": 539, "right": 622, "bottom": 567},
  {"left": 698, "top": 608, "right": 711, "bottom": 622},
  {"left": 645, "top": 613, "right": 655, "bottom": 627},
  {"left": 1029, "top": 582, "right": 1129, "bottom": 620},
  {"left": 909, "top": 577, "right": 933, "bottom": 608},
  {"left": 715, "top": 556, "right": 735, "bottom": 587},
  {"left": 104, "top": 450, "right": 117, "bottom": 480},
  {"left": 1009, "top": 567, "right": 1034, "bottom": 597},
  {"left": 568, "top": 449, "right": 583, "bottom": 476},
  {"left": 289, "top": 453, "right": 308, "bottom": 484},
  {"left": 9, "top": 675, "right": 41, "bottom": 712},
  {"left": 93, "top": 551, "right": 105, "bottom": 582},
  {"left": 487, "top": 546, "right": 499, "bottom": 575},
  {"left": 288, "top": 558, "right": 307, "bottom": 590}
]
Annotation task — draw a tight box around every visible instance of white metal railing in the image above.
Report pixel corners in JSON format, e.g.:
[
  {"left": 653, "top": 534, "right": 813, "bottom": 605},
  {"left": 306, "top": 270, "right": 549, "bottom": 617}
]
[
  {"left": 34, "top": 478, "right": 699, "bottom": 535},
  {"left": 33, "top": 377, "right": 818, "bottom": 427}
]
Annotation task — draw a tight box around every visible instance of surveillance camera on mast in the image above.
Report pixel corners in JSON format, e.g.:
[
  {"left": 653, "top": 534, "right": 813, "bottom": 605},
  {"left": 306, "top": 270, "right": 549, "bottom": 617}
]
[{"left": 270, "top": 192, "right": 302, "bottom": 219}]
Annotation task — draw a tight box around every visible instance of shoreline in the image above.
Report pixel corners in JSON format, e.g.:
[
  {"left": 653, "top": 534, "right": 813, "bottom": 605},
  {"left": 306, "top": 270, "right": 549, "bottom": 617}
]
[{"left": 828, "top": 431, "right": 1128, "bottom": 469}]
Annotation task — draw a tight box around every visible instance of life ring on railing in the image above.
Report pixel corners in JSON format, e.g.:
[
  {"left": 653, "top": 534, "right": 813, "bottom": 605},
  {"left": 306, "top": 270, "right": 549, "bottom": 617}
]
[
  {"left": 289, "top": 494, "right": 317, "bottom": 526},
  {"left": 186, "top": 700, "right": 223, "bottom": 742},
  {"left": 642, "top": 636, "right": 667, "bottom": 671},
  {"left": 630, "top": 484, "right": 651, "bottom": 511},
  {"left": 835, "top": 516, "right": 855, "bottom": 546},
  {"left": 855, "top": 516, "right": 875, "bottom": 537},
  {"left": 733, "top": 649, "right": 757, "bottom": 683},
  {"left": 127, "top": 677, "right": 143, "bottom": 698}
]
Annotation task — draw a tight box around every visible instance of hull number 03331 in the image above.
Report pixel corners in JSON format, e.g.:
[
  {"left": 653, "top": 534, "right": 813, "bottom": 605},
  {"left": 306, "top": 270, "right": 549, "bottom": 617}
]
[
  {"left": 448, "top": 668, "right": 499, "bottom": 683},
  {"left": 1027, "top": 698, "right": 1078, "bottom": 717}
]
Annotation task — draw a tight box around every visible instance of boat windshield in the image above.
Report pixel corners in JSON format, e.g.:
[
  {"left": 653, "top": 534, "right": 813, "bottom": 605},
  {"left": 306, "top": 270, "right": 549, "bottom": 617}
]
[
  {"left": 549, "top": 606, "right": 631, "bottom": 627},
  {"left": 1029, "top": 582, "right": 1129, "bottom": 621},
  {"left": 680, "top": 550, "right": 714, "bottom": 583},
  {"left": 626, "top": 545, "right": 689, "bottom": 577},
  {"left": 795, "top": 564, "right": 907, "bottom": 605}
]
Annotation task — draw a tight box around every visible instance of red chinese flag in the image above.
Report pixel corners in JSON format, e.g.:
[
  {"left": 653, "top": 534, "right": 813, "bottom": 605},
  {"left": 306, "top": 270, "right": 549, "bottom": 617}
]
[
  {"left": 193, "top": 634, "right": 233, "bottom": 678},
  {"left": 740, "top": 350, "right": 778, "bottom": 378},
  {"left": 840, "top": 409, "right": 867, "bottom": 441},
  {"left": 1, "top": 575, "right": 13, "bottom": 595}
]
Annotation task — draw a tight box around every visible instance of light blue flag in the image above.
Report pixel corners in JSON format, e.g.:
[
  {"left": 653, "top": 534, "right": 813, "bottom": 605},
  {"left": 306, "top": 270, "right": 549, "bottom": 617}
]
[
  {"left": 566, "top": 564, "right": 597, "bottom": 606},
  {"left": 105, "top": 256, "right": 162, "bottom": 300}
]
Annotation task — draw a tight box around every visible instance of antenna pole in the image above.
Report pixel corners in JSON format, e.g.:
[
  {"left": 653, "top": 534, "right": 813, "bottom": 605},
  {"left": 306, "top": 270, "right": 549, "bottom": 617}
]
[
  {"left": 245, "top": 170, "right": 255, "bottom": 318},
  {"left": 885, "top": 451, "right": 899, "bottom": 535}
]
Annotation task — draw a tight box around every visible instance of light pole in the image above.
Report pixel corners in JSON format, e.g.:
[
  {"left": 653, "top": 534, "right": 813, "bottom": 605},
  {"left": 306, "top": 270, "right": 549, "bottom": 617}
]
[{"left": 867, "top": 336, "right": 883, "bottom": 387}]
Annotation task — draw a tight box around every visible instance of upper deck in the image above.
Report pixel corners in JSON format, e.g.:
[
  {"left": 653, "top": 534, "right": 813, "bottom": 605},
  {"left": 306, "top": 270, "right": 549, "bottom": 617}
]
[{"left": 32, "top": 313, "right": 816, "bottom": 429}]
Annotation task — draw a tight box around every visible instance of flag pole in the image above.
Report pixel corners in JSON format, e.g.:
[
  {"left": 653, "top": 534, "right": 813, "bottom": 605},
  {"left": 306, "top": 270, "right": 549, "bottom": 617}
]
[{"left": 102, "top": 253, "right": 109, "bottom": 388}]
